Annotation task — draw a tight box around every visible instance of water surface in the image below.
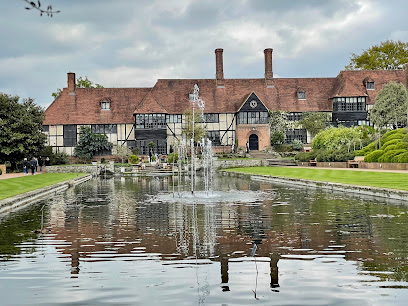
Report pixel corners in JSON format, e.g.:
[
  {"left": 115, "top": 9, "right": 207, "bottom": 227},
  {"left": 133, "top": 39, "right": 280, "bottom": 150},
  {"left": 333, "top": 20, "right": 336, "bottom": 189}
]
[{"left": 1, "top": 175, "right": 408, "bottom": 305}]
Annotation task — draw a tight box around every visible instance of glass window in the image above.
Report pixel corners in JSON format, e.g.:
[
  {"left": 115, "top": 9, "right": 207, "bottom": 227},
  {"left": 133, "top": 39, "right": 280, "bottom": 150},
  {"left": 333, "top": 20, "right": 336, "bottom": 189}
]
[
  {"left": 101, "top": 101, "right": 110, "bottom": 110},
  {"left": 63, "top": 125, "right": 77, "bottom": 146},
  {"left": 237, "top": 111, "right": 268, "bottom": 124},
  {"left": 367, "top": 82, "right": 375, "bottom": 90},
  {"left": 203, "top": 113, "right": 219, "bottom": 123},
  {"left": 207, "top": 131, "right": 221, "bottom": 145},
  {"left": 297, "top": 91, "right": 306, "bottom": 99}
]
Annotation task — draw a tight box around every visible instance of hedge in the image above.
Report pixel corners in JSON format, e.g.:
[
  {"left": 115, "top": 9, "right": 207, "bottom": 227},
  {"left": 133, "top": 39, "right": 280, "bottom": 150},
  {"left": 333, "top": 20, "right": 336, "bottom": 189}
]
[
  {"left": 378, "top": 149, "right": 407, "bottom": 163},
  {"left": 364, "top": 150, "right": 384, "bottom": 162}
]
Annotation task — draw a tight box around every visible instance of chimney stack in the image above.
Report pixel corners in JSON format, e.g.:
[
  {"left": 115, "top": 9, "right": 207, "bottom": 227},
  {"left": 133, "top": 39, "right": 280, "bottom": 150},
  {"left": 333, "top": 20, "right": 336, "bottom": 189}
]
[
  {"left": 215, "top": 48, "right": 225, "bottom": 87},
  {"left": 264, "top": 48, "right": 274, "bottom": 87},
  {"left": 67, "top": 72, "right": 76, "bottom": 95}
]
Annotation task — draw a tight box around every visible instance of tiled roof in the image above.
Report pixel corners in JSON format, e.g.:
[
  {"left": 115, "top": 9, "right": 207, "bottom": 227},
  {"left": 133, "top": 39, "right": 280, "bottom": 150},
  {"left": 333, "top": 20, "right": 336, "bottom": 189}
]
[
  {"left": 331, "top": 70, "right": 406, "bottom": 104},
  {"left": 44, "top": 87, "right": 151, "bottom": 125},
  {"left": 44, "top": 69, "right": 408, "bottom": 125}
]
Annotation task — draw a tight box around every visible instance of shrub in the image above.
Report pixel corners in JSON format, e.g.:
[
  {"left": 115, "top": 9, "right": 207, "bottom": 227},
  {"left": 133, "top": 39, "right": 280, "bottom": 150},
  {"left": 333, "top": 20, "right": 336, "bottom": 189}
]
[
  {"left": 274, "top": 144, "right": 293, "bottom": 152},
  {"left": 128, "top": 155, "right": 139, "bottom": 164},
  {"left": 150, "top": 155, "right": 156, "bottom": 162},
  {"left": 396, "top": 152, "right": 408, "bottom": 163},
  {"left": 0, "top": 168, "right": 2, "bottom": 175},
  {"left": 291, "top": 139, "right": 304, "bottom": 151},
  {"left": 52, "top": 152, "right": 69, "bottom": 165},
  {"left": 295, "top": 152, "right": 314, "bottom": 162},
  {"left": 364, "top": 150, "right": 384, "bottom": 162},
  {"left": 384, "top": 144, "right": 398, "bottom": 152},
  {"left": 378, "top": 149, "right": 407, "bottom": 163},
  {"left": 132, "top": 147, "right": 141, "bottom": 155},
  {"left": 382, "top": 139, "right": 400, "bottom": 150},
  {"left": 167, "top": 153, "right": 178, "bottom": 163},
  {"left": 395, "top": 143, "right": 408, "bottom": 150},
  {"left": 315, "top": 148, "right": 354, "bottom": 162}
]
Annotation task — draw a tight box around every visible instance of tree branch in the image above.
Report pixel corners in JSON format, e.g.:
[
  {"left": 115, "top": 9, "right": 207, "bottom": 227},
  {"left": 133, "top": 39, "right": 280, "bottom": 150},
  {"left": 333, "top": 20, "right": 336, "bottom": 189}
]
[{"left": 23, "top": 0, "right": 60, "bottom": 17}]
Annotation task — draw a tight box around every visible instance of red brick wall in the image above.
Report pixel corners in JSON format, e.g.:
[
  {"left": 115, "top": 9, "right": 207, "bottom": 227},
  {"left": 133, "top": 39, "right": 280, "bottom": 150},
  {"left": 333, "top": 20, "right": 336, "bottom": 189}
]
[{"left": 236, "top": 124, "right": 270, "bottom": 150}]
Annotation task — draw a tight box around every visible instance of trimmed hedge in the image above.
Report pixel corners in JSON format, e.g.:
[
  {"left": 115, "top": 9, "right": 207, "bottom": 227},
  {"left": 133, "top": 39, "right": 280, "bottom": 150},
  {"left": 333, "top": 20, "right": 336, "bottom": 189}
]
[
  {"left": 395, "top": 152, "right": 408, "bottom": 163},
  {"left": 364, "top": 150, "right": 384, "bottom": 162},
  {"left": 378, "top": 149, "right": 407, "bottom": 163}
]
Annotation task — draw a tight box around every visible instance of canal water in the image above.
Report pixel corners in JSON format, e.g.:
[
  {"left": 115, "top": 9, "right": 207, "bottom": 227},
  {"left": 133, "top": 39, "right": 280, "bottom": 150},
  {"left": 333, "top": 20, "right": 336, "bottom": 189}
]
[{"left": 1, "top": 175, "right": 408, "bottom": 305}]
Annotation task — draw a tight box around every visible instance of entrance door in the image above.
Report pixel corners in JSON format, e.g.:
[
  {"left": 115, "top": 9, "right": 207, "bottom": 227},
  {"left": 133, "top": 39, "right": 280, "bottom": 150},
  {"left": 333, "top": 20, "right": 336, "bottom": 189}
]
[{"left": 249, "top": 134, "right": 259, "bottom": 150}]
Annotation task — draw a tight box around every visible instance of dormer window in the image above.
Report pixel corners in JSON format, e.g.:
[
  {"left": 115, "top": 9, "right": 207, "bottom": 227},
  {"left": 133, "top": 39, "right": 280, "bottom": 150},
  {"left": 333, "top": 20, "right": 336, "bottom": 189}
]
[
  {"left": 366, "top": 81, "right": 375, "bottom": 90},
  {"left": 100, "top": 98, "right": 112, "bottom": 110},
  {"left": 297, "top": 90, "right": 306, "bottom": 100}
]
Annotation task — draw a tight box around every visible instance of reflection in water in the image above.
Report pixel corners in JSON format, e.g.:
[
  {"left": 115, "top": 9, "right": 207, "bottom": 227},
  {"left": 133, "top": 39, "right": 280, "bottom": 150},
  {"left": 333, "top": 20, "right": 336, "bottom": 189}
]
[{"left": 1, "top": 175, "right": 408, "bottom": 305}]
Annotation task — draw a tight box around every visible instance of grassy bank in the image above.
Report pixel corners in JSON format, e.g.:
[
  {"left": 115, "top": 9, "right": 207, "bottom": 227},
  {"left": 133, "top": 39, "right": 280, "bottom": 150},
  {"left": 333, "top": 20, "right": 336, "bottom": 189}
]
[
  {"left": 225, "top": 167, "right": 408, "bottom": 191},
  {"left": 0, "top": 173, "right": 87, "bottom": 200}
]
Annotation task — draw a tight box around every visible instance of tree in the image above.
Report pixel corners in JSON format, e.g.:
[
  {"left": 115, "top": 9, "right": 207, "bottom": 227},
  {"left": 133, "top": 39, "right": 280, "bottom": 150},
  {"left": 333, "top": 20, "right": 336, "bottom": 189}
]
[
  {"left": 23, "top": 0, "right": 60, "bottom": 17},
  {"left": 269, "top": 111, "right": 294, "bottom": 145},
  {"left": 370, "top": 81, "right": 408, "bottom": 130},
  {"left": 312, "top": 127, "right": 361, "bottom": 151},
  {"left": 52, "top": 76, "right": 103, "bottom": 98},
  {"left": 346, "top": 40, "right": 408, "bottom": 70},
  {"left": 112, "top": 144, "right": 132, "bottom": 163},
  {"left": 0, "top": 93, "right": 47, "bottom": 169},
  {"left": 297, "top": 112, "right": 330, "bottom": 138},
  {"left": 182, "top": 109, "right": 207, "bottom": 143},
  {"left": 74, "top": 127, "right": 113, "bottom": 162}
]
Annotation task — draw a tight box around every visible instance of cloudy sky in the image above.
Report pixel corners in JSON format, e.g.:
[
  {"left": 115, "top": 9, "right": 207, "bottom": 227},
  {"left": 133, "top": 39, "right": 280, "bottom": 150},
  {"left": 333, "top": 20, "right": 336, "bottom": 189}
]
[{"left": 2, "top": 0, "right": 408, "bottom": 108}]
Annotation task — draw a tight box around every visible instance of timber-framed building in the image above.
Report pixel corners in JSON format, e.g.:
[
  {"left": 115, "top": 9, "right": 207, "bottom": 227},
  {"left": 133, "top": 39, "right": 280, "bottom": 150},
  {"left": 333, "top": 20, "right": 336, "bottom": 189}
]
[{"left": 43, "top": 48, "right": 408, "bottom": 155}]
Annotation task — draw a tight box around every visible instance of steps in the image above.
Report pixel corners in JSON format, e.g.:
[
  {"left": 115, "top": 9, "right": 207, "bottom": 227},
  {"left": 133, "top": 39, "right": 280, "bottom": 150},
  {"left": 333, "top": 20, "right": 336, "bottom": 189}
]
[{"left": 266, "top": 159, "right": 298, "bottom": 167}]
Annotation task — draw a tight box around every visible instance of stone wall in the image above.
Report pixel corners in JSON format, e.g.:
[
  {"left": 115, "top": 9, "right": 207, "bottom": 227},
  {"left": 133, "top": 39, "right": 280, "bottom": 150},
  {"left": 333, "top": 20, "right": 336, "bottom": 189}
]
[
  {"left": 214, "top": 159, "right": 265, "bottom": 169},
  {"left": 46, "top": 165, "right": 99, "bottom": 173}
]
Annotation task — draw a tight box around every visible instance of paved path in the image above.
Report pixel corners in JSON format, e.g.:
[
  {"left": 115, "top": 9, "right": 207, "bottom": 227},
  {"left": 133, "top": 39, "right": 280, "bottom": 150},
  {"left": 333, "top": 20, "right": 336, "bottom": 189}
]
[{"left": 0, "top": 171, "right": 45, "bottom": 180}]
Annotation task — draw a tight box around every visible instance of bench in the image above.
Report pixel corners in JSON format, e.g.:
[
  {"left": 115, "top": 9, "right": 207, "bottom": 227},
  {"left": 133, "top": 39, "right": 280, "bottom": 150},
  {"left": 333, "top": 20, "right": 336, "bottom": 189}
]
[
  {"left": 309, "top": 159, "right": 317, "bottom": 166},
  {"left": 348, "top": 156, "right": 365, "bottom": 168}
]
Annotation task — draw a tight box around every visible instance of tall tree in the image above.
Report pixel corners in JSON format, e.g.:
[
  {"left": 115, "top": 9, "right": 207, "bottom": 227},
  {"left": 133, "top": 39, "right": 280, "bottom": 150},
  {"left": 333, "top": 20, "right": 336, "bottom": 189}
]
[
  {"left": 297, "top": 112, "right": 330, "bottom": 138},
  {"left": 370, "top": 81, "right": 408, "bottom": 130},
  {"left": 52, "top": 76, "right": 103, "bottom": 98},
  {"left": 269, "top": 111, "right": 294, "bottom": 145},
  {"left": 0, "top": 93, "right": 47, "bottom": 169},
  {"left": 346, "top": 40, "right": 408, "bottom": 70},
  {"left": 74, "top": 127, "right": 113, "bottom": 162}
]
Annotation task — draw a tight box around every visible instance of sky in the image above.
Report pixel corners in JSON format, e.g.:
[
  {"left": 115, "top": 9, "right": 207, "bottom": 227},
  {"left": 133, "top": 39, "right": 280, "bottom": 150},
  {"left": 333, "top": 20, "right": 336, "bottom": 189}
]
[{"left": 2, "top": 0, "right": 408, "bottom": 108}]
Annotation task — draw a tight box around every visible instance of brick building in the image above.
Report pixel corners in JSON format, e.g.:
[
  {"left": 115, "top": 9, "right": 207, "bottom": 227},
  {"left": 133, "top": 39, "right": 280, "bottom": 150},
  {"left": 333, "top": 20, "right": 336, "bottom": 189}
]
[{"left": 43, "top": 48, "right": 408, "bottom": 155}]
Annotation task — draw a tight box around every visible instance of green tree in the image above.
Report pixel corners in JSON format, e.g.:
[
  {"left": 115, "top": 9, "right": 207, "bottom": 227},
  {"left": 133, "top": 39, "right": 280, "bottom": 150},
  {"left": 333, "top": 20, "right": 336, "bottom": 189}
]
[
  {"left": 269, "top": 111, "right": 294, "bottom": 145},
  {"left": 346, "top": 40, "right": 408, "bottom": 70},
  {"left": 0, "top": 93, "right": 47, "bottom": 169},
  {"left": 297, "top": 112, "right": 330, "bottom": 138},
  {"left": 370, "top": 81, "right": 408, "bottom": 130},
  {"left": 312, "top": 127, "right": 361, "bottom": 151},
  {"left": 74, "top": 126, "right": 113, "bottom": 162},
  {"left": 52, "top": 76, "right": 103, "bottom": 98},
  {"left": 182, "top": 109, "right": 207, "bottom": 143},
  {"left": 112, "top": 144, "right": 132, "bottom": 163}
]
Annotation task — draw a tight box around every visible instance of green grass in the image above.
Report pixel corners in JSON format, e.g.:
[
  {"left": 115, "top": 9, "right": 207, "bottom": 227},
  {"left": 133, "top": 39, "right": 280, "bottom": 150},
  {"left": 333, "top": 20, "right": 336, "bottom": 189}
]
[
  {"left": 225, "top": 167, "right": 408, "bottom": 191},
  {"left": 0, "top": 173, "right": 87, "bottom": 200}
]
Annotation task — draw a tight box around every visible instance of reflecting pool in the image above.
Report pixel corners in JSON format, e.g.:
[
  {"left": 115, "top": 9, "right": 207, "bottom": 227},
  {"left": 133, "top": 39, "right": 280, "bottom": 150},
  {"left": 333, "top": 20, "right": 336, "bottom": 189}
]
[{"left": 1, "top": 175, "right": 408, "bottom": 305}]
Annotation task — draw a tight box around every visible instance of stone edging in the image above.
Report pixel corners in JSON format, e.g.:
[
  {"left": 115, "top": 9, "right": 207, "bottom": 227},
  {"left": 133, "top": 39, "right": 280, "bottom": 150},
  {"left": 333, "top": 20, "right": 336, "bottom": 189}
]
[
  {"left": 220, "top": 171, "right": 408, "bottom": 201},
  {"left": 0, "top": 174, "right": 93, "bottom": 215}
]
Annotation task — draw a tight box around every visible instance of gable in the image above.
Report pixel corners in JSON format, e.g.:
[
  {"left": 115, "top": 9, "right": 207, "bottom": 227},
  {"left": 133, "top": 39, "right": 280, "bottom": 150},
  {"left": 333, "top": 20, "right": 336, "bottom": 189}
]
[{"left": 238, "top": 92, "right": 268, "bottom": 112}]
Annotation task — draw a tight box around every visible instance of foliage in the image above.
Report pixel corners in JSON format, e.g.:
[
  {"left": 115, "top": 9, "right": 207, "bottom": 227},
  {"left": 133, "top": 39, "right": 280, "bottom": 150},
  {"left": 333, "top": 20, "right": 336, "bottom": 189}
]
[
  {"left": 74, "top": 127, "right": 113, "bottom": 162},
  {"left": 38, "top": 145, "right": 69, "bottom": 165},
  {"left": 0, "top": 93, "right": 47, "bottom": 169},
  {"left": 132, "top": 147, "right": 141, "bottom": 155},
  {"left": 291, "top": 139, "right": 304, "bottom": 151},
  {"left": 269, "top": 111, "right": 294, "bottom": 145},
  {"left": 315, "top": 148, "right": 355, "bottom": 162},
  {"left": 52, "top": 76, "right": 103, "bottom": 98},
  {"left": 395, "top": 152, "right": 408, "bottom": 163},
  {"left": 364, "top": 150, "right": 384, "bottom": 162},
  {"left": 295, "top": 151, "right": 316, "bottom": 162},
  {"left": 370, "top": 81, "right": 408, "bottom": 129},
  {"left": 148, "top": 141, "right": 155, "bottom": 149},
  {"left": 23, "top": 0, "right": 60, "bottom": 17},
  {"left": 150, "top": 155, "right": 156, "bottom": 162},
  {"left": 312, "top": 126, "right": 361, "bottom": 151},
  {"left": 112, "top": 144, "right": 132, "bottom": 163},
  {"left": 378, "top": 149, "right": 406, "bottom": 163},
  {"left": 128, "top": 155, "right": 139, "bottom": 164},
  {"left": 345, "top": 40, "right": 408, "bottom": 70},
  {"left": 297, "top": 112, "right": 330, "bottom": 137},
  {"left": 182, "top": 109, "right": 207, "bottom": 143},
  {"left": 0, "top": 168, "right": 2, "bottom": 175},
  {"left": 167, "top": 153, "right": 178, "bottom": 163}
]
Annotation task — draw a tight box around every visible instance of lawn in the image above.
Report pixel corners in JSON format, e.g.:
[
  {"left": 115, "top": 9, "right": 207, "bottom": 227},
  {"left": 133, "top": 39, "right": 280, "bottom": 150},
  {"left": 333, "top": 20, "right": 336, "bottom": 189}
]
[
  {"left": 0, "top": 173, "right": 87, "bottom": 200},
  {"left": 225, "top": 167, "right": 408, "bottom": 191}
]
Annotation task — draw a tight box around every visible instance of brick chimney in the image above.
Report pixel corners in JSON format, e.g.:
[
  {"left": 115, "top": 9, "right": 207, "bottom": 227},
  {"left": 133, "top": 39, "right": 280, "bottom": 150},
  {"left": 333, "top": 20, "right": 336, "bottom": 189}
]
[
  {"left": 215, "top": 48, "right": 225, "bottom": 87},
  {"left": 67, "top": 72, "right": 76, "bottom": 95},
  {"left": 264, "top": 48, "right": 274, "bottom": 87}
]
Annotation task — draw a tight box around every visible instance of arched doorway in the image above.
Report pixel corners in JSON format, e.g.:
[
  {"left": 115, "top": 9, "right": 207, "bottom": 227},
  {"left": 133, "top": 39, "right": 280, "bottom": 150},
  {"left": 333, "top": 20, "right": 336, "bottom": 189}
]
[{"left": 249, "top": 134, "right": 259, "bottom": 150}]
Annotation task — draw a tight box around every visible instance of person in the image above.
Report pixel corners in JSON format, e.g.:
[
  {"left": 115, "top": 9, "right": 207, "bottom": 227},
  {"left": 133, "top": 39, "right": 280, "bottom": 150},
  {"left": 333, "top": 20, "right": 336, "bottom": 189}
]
[
  {"left": 30, "top": 157, "right": 36, "bottom": 175},
  {"left": 34, "top": 157, "right": 39, "bottom": 174},
  {"left": 38, "top": 157, "right": 43, "bottom": 172},
  {"left": 149, "top": 149, "right": 152, "bottom": 162},
  {"left": 231, "top": 143, "right": 235, "bottom": 154},
  {"left": 23, "top": 158, "right": 30, "bottom": 175},
  {"left": 45, "top": 157, "right": 50, "bottom": 166},
  {"left": 246, "top": 141, "right": 249, "bottom": 153}
]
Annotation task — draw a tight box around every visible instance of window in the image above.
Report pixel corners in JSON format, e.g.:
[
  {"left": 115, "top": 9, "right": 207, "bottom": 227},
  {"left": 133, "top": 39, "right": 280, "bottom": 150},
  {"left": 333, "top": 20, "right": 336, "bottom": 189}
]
[
  {"left": 333, "top": 97, "right": 366, "bottom": 112},
  {"left": 101, "top": 101, "right": 110, "bottom": 110},
  {"left": 135, "top": 114, "right": 166, "bottom": 129},
  {"left": 297, "top": 91, "right": 306, "bottom": 100},
  {"left": 366, "top": 82, "right": 375, "bottom": 90},
  {"left": 166, "top": 114, "right": 182, "bottom": 123},
  {"left": 285, "top": 129, "right": 307, "bottom": 144},
  {"left": 91, "top": 124, "right": 117, "bottom": 134},
  {"left": 237, "top": 111, "right": 269, "bottom": 124},
  {"left": 42, "top": 125, "right": 49, "bottom": 132},
  {"left": 135, "top": 139, "right": 167, "bottom": 155},
  {"left": 287, "top": 112, "right": 303, "bottom": 121},
  {"left": 207, "top": 131, "right": 221, "bottom": 145},
  {"left": 63, "top": 125, "right": 77, "bottom": 146},
  {"left": 202, "top": 113, "right": 219, "bottom": 123}
]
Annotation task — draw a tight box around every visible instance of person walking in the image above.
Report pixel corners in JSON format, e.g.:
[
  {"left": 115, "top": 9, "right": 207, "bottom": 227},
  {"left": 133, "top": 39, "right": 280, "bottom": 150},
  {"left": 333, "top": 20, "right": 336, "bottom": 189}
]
[
  {"left": 35, "top": 157, "right": 39, "bottom": 173},
  {"left": 30, "top": 158, "right": 36, "bottom": 175},
  {"left": 23, "top": 158, "right": 30, "bottom": 175},
  {"left": 45, "top": 157, "right": 50, "bottom": 166},
  {"left": 38, "top": 157, "right": 43, "bottom": 172}
]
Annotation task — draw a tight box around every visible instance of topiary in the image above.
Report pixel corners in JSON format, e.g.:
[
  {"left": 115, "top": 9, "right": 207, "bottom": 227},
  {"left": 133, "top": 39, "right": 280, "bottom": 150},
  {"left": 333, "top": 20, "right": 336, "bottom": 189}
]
[
  {"left": 128, "top": 155, "right": 139, "bottom": 164},
  {"left": 378, "top": 149, "right": 406, "bottom": 163},
  {"left": 384, "top": 144, "right": 398, "bottom": 152},
  {"left": 382, "top": 139, "right": 400, "bottom": 150},
  {"left": 395, "top": 143, "right": 408, "bottom": 150},
  {"left": 294, "top": 152, "right": 314, "bottom": 162},
  {"left": 364, "top": 150, "right": 384, "bottom": 162},
  {"left": 396, "top": 152, "right": 408, "bottom": 163}
]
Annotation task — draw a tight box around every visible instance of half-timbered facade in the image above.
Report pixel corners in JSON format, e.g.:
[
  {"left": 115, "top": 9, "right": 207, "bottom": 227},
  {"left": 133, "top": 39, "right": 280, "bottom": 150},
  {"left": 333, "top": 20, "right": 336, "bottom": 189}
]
[{"left": 43, "top": 48, "right": 408, "bottom": 155}]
